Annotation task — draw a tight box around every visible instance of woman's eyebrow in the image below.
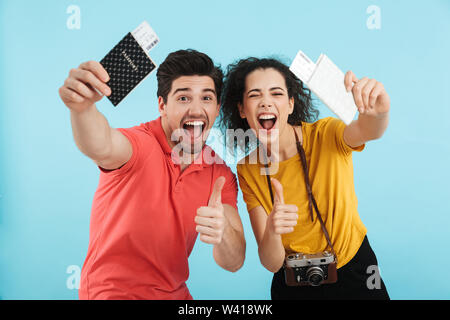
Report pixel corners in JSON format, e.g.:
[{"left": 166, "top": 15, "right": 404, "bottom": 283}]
[
  {"left": 246, "top": 86, "right": 286, "bottom": 95},
  {"left": 247, "top": 88, "right": 261, "bottom": 95}
]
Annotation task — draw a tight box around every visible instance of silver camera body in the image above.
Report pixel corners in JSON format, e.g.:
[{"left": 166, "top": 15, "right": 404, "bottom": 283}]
[{"left": 285, "top": 251, "right": 335, "bottom": 286}]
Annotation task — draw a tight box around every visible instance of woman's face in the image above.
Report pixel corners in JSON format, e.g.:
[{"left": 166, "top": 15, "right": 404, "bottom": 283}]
[{"left": 239, "top": 68, "right": 294, "bottom": 144}]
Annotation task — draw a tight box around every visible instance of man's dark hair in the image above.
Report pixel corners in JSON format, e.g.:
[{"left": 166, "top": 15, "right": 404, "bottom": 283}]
[
  {"left": 157, "top": 49, "right": 224, "bottom": 103},
  {"left": 219, "top": 57, "right": 319, "bottom": 154}
]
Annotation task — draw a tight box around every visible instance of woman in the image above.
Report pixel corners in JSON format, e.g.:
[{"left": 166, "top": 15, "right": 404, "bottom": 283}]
[{"left": 219, "top": 57, "right": 390, "bottom": 300}]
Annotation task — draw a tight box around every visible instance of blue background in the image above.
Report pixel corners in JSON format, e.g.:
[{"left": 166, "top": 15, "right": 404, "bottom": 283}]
[{"left": 0, "top": 0, "right": 449, "bottom": 299}]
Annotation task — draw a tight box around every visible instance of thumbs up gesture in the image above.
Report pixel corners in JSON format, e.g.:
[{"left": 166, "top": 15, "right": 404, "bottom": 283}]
[
  {"left": 195, "top": 176, "right": 227, "bottom": 245},
  {"left": 267, "top": 178, "right": 299, "bottom": 235}
]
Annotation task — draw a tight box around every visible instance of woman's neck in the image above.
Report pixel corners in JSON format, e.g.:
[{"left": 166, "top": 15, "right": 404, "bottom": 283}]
[{"left": 264, "top": 124, "right": 302, "bottom": 162}]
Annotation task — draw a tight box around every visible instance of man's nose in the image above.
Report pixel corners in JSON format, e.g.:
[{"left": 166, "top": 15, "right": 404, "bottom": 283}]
[
  {"left": 188, "top": 103, "right": 204, "bottom": 115},
  {"left": 186, "top": 100, "right": 207, "bottom": 118}
]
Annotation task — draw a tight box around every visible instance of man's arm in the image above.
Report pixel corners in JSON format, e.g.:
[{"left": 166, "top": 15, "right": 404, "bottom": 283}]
[
  {"left": 59, "top": 61, "right": 132, "bottom": 169},
  {"left": 342, "top": 71, "right": 391, "bottom": 148},
  {"left": 195, "top": 177, "right": 246, "bottom": 272},
  {"left": 212, "top": 204, "right": 245, "bottom": 272}
]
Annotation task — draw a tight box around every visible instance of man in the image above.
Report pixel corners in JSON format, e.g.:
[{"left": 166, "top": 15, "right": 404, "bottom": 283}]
[{"left": 58, "top": 49, "right": 246, "bottom": 300}]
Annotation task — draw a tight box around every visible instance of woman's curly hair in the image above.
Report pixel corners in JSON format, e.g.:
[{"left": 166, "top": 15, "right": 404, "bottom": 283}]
[{"left": 219, "top": 57, "right": 319, "bottom": 155}]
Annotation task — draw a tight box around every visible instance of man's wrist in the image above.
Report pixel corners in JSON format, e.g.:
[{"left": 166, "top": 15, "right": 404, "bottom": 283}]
[{"left": 70, "top": 103, "right": 97, "bottom": 116}]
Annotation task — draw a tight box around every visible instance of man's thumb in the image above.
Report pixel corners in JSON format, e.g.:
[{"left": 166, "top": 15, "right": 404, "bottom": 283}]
[
  {"left": 271, "top": 178, "right": 285, "bottom": 205},
  {"left": 208, "top": 176, "right": 225, "bottom": 207}
]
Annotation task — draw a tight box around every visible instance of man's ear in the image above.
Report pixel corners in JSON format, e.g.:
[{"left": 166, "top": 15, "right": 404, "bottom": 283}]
[
  {"left": 238, "top": 102, "right": 246, "bottom": 119},
  {"left": 158, "top": 96, "right": 166, "bottom": 117}
]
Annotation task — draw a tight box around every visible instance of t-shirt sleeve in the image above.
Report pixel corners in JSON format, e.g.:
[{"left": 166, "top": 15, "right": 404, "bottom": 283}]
[
  {"left": 237, "top": 164, "right": 261, "bottom": 213},
  {"left": 216, "top": 165, "right": 239, "bottom": 211},
  {"left": 98, "top": 124, "right": 153, "bottom": 177},
  {"left": 322, "top": 117, "right": 365, "bottom": 157}
]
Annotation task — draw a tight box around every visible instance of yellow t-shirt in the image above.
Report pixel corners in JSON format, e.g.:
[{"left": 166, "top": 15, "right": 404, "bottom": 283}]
[{"left": 237, "top": 117, "right": 367, "bottom": 269}]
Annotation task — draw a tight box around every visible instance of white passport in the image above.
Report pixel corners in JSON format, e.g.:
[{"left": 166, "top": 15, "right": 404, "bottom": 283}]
[{"left": 290, "top": 50, "right": 357, "bottom": 125}]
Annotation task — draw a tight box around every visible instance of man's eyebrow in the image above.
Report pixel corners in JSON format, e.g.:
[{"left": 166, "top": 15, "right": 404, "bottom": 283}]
[
  {"left": 203, "top": 88, "right": 216, "bottom": 95},
  {"left": 172, "top": 88, "right": 191, "bottom": 95},
  {"left": 172, "top": 88, "right": 216, "bottom": 95}
]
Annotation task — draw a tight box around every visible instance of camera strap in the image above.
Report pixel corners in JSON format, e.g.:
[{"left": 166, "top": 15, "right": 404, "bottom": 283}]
[{"left": 263, "top": 125, "right": 338, "bottom": 264}]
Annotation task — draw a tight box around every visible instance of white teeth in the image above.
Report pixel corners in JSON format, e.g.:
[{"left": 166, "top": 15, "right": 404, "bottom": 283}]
[
  {"left": 185, "top": 121, "right": 204, "bottom": 126},
  {"left": 258, "top": 114, "right": 276, "bottom": 120}
]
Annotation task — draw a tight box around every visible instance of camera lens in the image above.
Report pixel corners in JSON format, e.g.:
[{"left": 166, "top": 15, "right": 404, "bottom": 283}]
[
  {"left": 310, "top": 274, "right": 322, "bottom": 286},
  {"left": 306, "top": 267, "right": 324, "bottom": 286}
]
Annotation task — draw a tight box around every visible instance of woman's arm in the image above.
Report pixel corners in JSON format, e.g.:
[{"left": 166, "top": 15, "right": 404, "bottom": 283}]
[
  {"left": 249, "top": 206, "right": 285, "bottom": 272},
  {"left": 343, "top": 71, "right": 391, "bottom": 148},
  {"left": 248, "top": 178, "right": 298, "bottom": 273}
]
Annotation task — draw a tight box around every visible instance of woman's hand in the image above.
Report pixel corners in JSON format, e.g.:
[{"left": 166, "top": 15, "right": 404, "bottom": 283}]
[
  {"left": 344, "top": 71, "right": 390, "bottom": 117},
  {"left": 266, "top": 178, "right": 298, "bottom": 235},
  {"left": 343, "top": 71, "right": 390, "bottom": 147}
]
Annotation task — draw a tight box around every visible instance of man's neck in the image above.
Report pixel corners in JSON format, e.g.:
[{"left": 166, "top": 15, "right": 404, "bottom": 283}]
[
  {"left": 160, "top": 117, "right": 201, "bottom": 172},
  {"left": 160, "top": 117, "right": 176, "bottom": 150}
]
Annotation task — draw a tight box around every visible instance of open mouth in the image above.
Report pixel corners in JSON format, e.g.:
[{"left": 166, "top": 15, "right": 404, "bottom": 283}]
[
  {"left": 182, "top": 120, "right": 206, "bottom": 140},
  {"left": 258, "top": 113, "right": 277, "bottom": 131}
]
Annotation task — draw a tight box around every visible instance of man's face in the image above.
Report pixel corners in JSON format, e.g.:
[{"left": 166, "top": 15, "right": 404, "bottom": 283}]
[{"left": 159, "top": 75, "right": 220, "bottom": 155}]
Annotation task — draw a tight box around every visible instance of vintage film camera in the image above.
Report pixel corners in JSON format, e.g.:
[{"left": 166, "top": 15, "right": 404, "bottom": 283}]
[{"left": 284, "top": 251, "right": 338, "bottom": 286}]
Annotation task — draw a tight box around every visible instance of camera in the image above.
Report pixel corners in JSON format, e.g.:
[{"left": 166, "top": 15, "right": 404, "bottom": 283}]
[{"left": 284, "top": 251, "right": 338, "bottom": 286}]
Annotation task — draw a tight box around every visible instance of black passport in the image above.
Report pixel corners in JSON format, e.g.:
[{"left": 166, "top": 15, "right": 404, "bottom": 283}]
[{"left": 100, "top": 31, "right": 157, "bottom": 106}]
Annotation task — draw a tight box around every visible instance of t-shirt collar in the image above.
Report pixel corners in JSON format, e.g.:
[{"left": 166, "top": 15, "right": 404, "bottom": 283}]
[{"left": 148, "top": 117, "right": 173, "bottom": 155}]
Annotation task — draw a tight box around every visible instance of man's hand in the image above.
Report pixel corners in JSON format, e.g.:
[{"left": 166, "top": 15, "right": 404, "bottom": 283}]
[
  {"left": 59, "top": 60, "right": 131, "bottom": 170},
  {"left": 195, "top": 176, "right": 227, "bottom": 245},
  {"left": 266, "top": 178, "right": 298, "bottom": 235},
  {"left": 59, "top": 61, "right": 111, "bottom": 113},
  {"left": 344, "top": 70, "right": 390, "bottom": 116}
]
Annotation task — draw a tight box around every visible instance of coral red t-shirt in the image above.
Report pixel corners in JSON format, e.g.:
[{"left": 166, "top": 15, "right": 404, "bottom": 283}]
[{"left": 79, "top": 117, "right": 238, "bottom": 300}]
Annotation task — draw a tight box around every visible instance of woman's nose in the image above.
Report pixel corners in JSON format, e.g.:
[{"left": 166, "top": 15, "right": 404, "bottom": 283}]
[{"left": 259, "top": 97, "right": 274, "bottom": 109}]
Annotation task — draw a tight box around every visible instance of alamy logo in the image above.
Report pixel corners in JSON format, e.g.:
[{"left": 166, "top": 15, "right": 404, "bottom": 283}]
[
  {"left": 66, "top": 265, "right": 81, "bottom": 290},
  {"left": 170, "top": 128, "right": 281, "bottom": 175},
  {"left": 366, "top": 5, "right": 381, "bottom": 30},
  {"left": 66, "top": 5, "right": 81, "bottom": 30},
  {"left": 366, "top": 265, "right": 382, "bottom": 290}
]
